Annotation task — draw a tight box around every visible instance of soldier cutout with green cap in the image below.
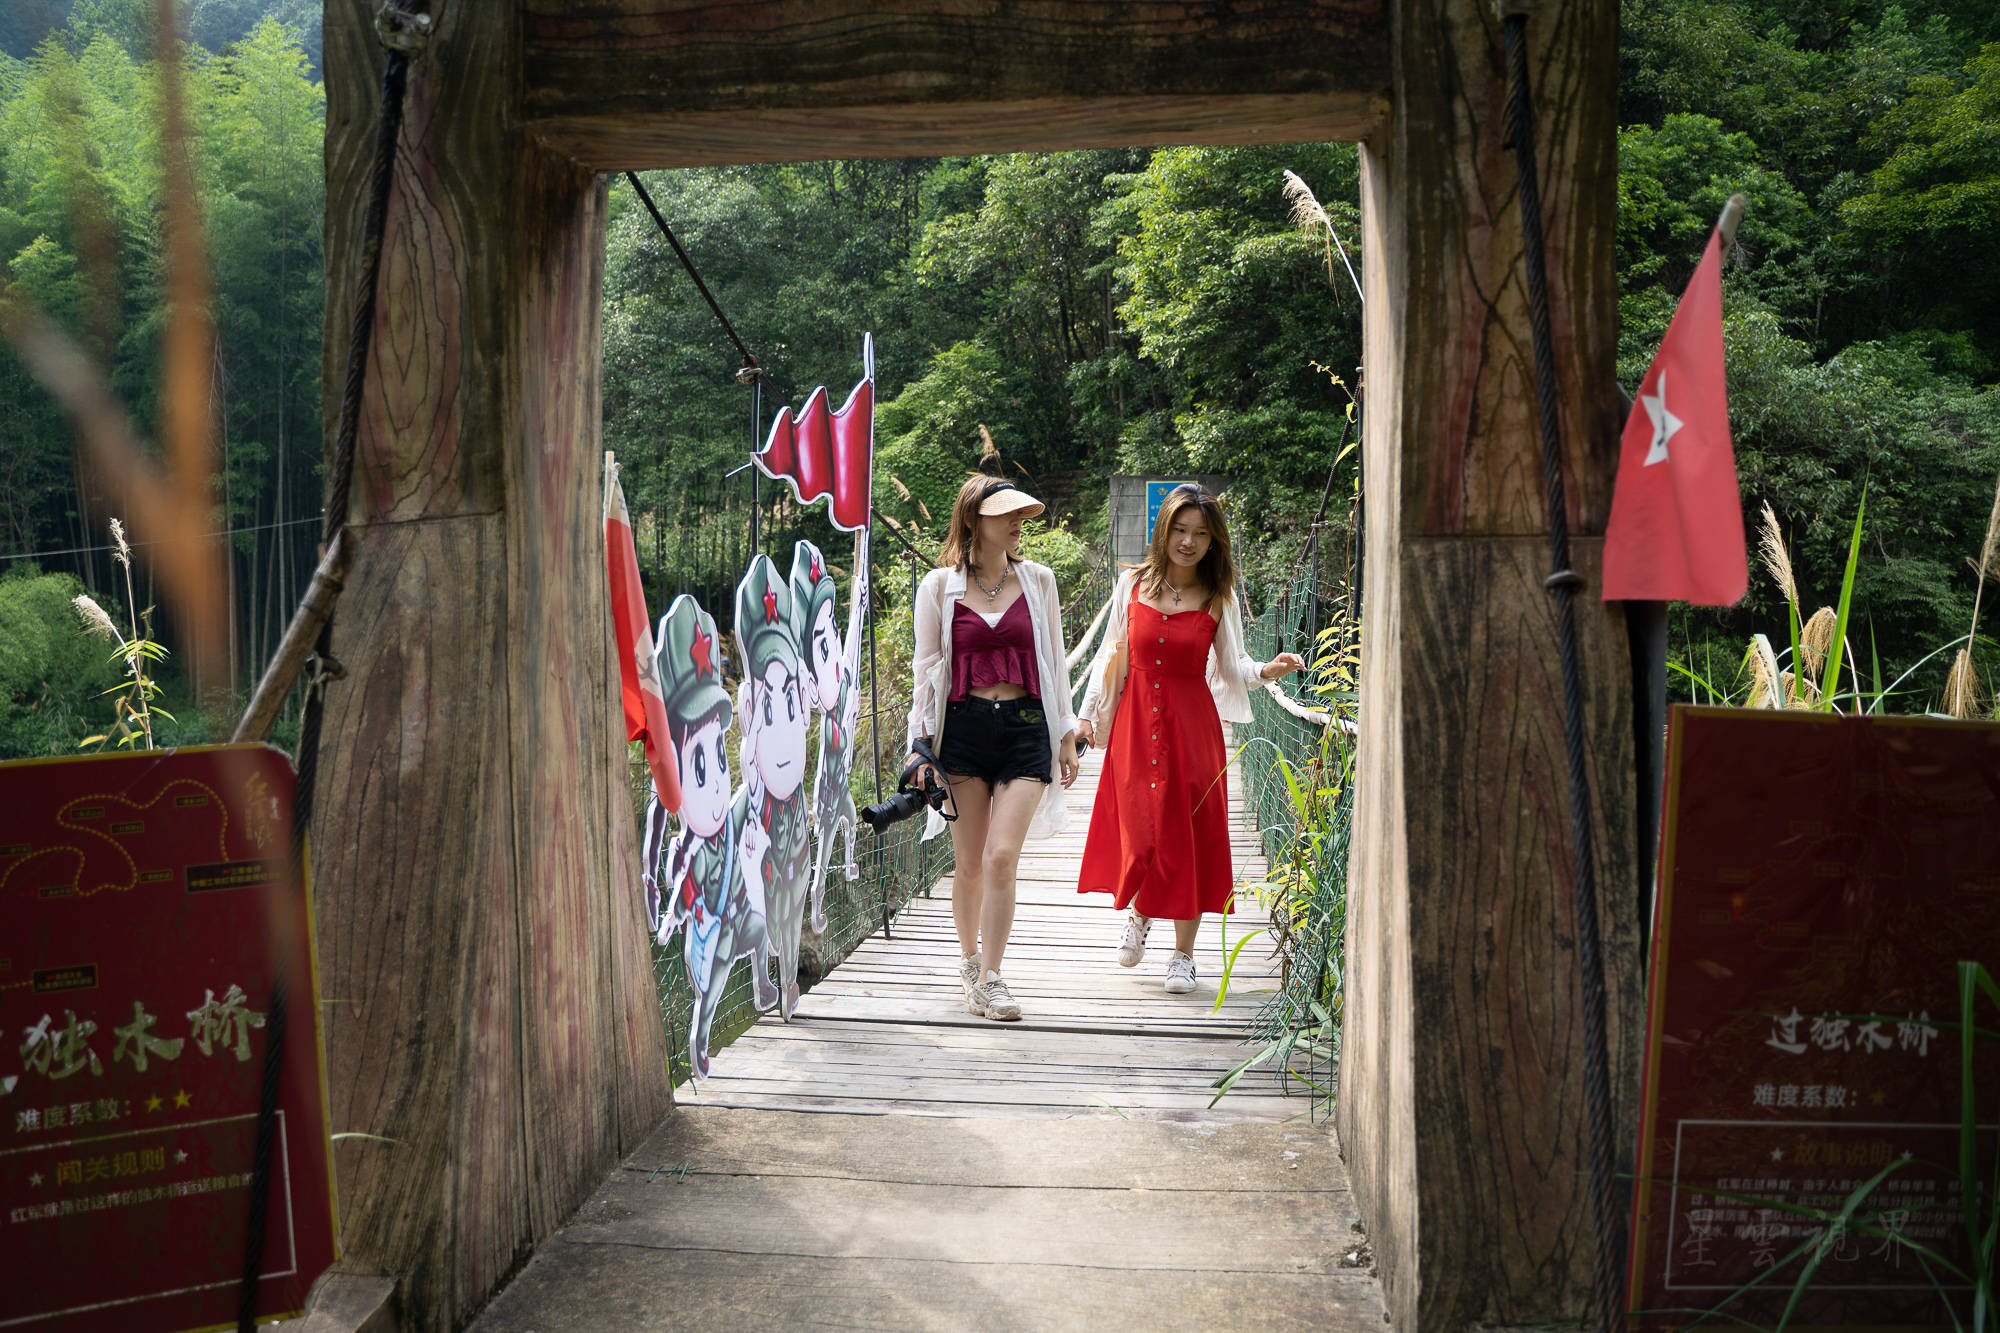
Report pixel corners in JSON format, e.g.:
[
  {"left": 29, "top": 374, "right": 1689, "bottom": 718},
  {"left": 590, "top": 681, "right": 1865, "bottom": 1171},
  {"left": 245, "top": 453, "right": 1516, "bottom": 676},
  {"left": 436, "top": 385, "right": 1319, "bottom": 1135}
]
[
  {"left": 793, "top": 540, "right": 861, "bottom": 933},
  {"left": 733, "top": 554, "right": 814, "bottom": 1020},
  {"left": 648, "top": 592, "right": 777, "bottom": 1079}
]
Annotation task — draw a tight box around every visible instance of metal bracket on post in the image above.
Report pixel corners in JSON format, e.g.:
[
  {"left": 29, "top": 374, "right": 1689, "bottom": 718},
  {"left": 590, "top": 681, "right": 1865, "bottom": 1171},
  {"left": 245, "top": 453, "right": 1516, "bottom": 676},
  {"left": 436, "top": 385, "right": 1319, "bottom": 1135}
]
[{"left": 373, "top": 4, "right": 433, "bottom": 54}]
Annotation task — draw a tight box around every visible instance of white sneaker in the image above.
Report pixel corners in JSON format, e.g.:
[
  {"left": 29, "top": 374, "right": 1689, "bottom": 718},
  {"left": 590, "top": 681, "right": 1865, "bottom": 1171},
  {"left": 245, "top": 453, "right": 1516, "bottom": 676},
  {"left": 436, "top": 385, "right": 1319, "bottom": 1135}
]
[
  {"left": 1116, "top": 914, "right": 1151, "bottom": 968},
  {"left": 958, "top": 950, "right": 982, "bottom": 1002},
  {"left": 1164, "top": 951, "right": 1197, "bottom": 995},
  {"left": 969, "top": 971, "right": 1022, "bottom": 1021}
]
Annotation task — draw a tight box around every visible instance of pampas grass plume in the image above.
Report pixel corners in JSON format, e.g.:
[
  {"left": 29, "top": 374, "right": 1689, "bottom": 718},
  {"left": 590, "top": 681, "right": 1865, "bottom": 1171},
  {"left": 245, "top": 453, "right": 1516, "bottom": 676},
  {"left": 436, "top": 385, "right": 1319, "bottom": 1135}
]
[
  {"left": 1744, "top": 634, "right": 1781, "bottom": 708},
  {"left": 1800, "top": 606, "right": 1837, "bottom": 675},
  {"left": 1942, "top": 648, "right": 1981, "bottom": 719},
  {"left": 1281, "top": 169, "right": 1329, "bottom": 234},
  {"left": 73, "top": 594, "right": 122, "bottom": 645},
  {"left": 1758, "top": 501, "right": 1800, "bottom": 613}
]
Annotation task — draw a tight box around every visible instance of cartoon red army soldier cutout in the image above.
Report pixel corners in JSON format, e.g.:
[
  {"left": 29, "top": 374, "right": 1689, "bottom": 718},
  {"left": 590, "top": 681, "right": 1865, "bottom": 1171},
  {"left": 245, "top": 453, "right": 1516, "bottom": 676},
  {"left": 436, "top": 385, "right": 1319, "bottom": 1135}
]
[
  {"left": 733, "top": 554, "right": 814, "bottom": 1019},
  {"left": 644, "top": 592, "right": 777, "bottom": 1079},
  {"left": 792, "top": 540, "right": 861, "bottom": 933}
]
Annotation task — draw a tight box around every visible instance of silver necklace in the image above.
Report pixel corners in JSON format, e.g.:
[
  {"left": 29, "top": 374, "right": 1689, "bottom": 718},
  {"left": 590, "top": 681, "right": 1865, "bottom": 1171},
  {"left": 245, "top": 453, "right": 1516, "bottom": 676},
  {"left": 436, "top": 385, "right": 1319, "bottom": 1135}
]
[{"left": 971, "top": 562, "right": 1011, "bottom": 601}]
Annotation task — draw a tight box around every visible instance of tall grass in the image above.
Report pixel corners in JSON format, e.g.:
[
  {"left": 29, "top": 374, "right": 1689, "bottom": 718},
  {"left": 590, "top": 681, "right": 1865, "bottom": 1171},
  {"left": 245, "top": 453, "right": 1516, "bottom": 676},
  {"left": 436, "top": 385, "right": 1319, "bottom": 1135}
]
[{"left": 1676, "top": 484, "right": 2000, "bottom": 718}]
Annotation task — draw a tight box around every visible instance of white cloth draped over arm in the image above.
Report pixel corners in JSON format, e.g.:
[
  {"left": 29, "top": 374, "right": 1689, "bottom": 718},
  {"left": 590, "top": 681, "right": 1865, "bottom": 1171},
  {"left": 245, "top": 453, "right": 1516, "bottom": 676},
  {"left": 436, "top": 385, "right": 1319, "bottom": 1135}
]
[
  {"left": 1079, "top": 569, "right": 1134, "bottom": 734},
  {"left": 1031, "top": 563, "right": 1078, "bottom": 741},
  {"left": 1205, "top": 591, "right": 1269, "bottom": 725},
  {"left": 906, "top": 568, "right": 947, "bottom": 751}
]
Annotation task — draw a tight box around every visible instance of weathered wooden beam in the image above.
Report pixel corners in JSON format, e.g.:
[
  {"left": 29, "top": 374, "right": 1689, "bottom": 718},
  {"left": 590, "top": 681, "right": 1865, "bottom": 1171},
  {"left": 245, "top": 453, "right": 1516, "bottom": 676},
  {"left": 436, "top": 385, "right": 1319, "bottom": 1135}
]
[
  {"left": 532, "top": 93, "right": 1387, "bottom": 170},
  {"left": 1339, "top": 0, "right": 1641, "bottom": 1327},
  {"left": 520, "top": 1, "right": 1389, "bottom": 166},
  {"left": 314, "top": 3, "right": 673, "bottom": 1329}
]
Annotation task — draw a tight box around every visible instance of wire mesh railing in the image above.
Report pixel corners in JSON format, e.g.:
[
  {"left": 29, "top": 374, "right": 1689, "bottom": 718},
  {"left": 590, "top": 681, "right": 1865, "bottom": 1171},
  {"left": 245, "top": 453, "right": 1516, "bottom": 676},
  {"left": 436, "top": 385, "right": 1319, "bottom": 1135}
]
[{"left": 1228, "top": 523, "right": 1357, "bottom": 1119}]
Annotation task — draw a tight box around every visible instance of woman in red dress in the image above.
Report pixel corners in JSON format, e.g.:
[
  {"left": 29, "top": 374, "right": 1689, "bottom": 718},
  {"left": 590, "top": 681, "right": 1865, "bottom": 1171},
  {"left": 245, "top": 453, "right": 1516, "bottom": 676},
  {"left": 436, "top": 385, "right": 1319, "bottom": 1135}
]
[{"left": 1075, "top": 486, "right": 1303, "bottom": 994}]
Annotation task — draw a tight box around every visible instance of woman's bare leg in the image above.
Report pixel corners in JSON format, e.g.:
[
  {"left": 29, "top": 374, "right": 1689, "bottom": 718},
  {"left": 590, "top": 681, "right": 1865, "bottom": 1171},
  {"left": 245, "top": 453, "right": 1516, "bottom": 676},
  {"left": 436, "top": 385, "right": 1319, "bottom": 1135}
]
[
  {"left": 945, "top": 775, "right": 993, "bottom": 960},
  {"left": 1174, "top": 916, "right": 1201, "bottom": 955},
  {"left": 977, "top": 778, "right": 1045, "bottom": 977}
]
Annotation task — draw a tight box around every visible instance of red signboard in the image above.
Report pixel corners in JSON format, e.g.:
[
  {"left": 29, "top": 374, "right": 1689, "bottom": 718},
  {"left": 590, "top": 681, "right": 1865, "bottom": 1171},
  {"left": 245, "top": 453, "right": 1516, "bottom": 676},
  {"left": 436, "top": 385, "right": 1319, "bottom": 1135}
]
[
  {"left": 0, "top": 745, "right": 336, "bottom": 1331},
  {"left": 1628, "top": 708, "right": 2000, "bottom": 1330}
]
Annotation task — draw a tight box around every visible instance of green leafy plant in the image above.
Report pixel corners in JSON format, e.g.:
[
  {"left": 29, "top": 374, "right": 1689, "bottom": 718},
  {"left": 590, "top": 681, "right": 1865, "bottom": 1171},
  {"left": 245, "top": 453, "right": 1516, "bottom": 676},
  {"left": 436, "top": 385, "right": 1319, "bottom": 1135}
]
[
  {"left": 71, "top": 517, "right": 173, "bottom": 750},
  {"left": 1210, "top": 605, "right": 1357, "bottom": 1114}
]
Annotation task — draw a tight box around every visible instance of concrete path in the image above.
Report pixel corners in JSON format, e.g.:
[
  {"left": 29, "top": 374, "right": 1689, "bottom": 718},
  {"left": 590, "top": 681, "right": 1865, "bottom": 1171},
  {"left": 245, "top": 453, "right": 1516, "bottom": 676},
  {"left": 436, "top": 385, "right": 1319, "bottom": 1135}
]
[{"left": 469, "top": 746, "right": 1385, "bottom": 1330}]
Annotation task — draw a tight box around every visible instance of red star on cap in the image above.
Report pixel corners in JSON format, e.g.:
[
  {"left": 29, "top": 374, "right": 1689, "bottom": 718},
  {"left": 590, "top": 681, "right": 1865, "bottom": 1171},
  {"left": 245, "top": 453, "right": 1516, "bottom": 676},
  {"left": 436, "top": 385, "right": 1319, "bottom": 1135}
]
[
  {"left": 810, "top": 556, "right": 823, "bottom": 584},
  {"left": 689, "top": 623, "right": 713, "bottom": 676},
  {"left": 763, "top": 587, "right": 779, "bottom": 623}
]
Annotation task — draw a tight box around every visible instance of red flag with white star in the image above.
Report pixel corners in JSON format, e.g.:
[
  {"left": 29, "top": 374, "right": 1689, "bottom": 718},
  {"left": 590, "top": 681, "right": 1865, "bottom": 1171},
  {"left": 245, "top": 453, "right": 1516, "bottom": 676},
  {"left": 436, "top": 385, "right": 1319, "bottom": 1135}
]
[
  {"left": 1602, "top": 229, "right": 1747, "bottom": 605},
  {"left": 605, "top": 456, "right": 682, "bottom": 812}
]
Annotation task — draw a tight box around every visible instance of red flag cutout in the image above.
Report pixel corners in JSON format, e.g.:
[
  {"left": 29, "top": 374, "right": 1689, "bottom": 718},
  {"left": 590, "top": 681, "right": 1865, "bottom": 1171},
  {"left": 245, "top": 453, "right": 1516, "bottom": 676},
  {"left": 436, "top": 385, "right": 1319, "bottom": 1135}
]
[
  {"left": 1602, "top": 230, "right": 1747, "bottom": 605},
  {"left": 755, "top": 376, "right": 875, "bottom": 531},
  {"left": 606, "top": 461, "right": 681, "bottom": 812}
]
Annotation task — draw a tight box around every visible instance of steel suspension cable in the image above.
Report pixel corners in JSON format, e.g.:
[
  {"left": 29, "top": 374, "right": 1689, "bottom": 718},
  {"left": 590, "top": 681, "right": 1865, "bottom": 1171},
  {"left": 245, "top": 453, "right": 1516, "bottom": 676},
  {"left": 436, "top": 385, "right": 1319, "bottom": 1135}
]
[
  {"left": 624, "top": 170, "right": 759, "bottom": 375},
  {"left": 1501, "top": 12, "right": 1626, "bottom": 1330}
]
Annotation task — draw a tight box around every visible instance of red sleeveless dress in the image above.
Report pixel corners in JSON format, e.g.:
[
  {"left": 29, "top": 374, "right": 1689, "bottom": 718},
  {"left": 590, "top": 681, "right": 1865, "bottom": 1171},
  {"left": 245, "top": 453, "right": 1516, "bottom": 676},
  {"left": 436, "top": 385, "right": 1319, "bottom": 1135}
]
[{"left": 1077, "top": 596, "right": 1234, "bottom": 919}]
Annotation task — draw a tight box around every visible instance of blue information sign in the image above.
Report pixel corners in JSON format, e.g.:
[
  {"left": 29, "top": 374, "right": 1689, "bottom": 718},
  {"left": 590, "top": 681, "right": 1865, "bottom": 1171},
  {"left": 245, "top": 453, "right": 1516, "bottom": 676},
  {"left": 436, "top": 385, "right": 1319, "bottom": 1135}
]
[{"left": 1145, "top": 480, "right": 1198, "bottom": 542}]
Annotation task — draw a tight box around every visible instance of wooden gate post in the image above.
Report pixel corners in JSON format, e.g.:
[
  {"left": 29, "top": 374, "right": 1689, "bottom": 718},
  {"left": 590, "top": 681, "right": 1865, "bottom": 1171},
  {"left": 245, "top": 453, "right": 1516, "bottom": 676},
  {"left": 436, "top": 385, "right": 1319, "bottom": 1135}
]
[
  {"left": 1340, "top": 0, "right": 1644, "bottom": 1326},
  {"left": 312, "top": 4, "right": 672, "bottom": 1328}
]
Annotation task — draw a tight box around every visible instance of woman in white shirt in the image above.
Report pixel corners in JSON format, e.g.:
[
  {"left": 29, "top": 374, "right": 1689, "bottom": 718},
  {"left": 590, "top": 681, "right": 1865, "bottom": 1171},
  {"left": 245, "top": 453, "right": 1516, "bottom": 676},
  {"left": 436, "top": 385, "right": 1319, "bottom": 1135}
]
[{"left": 906, "top": 476, "right": 1080, "bottom": 1021}]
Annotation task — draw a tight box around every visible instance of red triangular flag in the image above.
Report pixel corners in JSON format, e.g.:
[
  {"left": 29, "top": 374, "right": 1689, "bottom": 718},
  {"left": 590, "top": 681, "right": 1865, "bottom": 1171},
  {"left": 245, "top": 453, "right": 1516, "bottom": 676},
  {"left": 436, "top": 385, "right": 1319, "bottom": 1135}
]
[
  {"left": 1602, "top": 230, "right": 1747, "bottom": 605},
  {"left": 753, "top": 375, "right": 875, "bottom": 532},
  {"left": 605, "top": 459, "right": 682, "bottom": 812}
]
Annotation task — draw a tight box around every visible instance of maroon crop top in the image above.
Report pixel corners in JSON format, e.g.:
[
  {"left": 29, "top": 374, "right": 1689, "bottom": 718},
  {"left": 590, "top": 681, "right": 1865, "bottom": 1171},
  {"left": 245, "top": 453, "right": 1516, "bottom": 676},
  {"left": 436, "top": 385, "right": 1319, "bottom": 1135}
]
[{"left": 949, "top": 597, "right": 1040, "bottom": 700}]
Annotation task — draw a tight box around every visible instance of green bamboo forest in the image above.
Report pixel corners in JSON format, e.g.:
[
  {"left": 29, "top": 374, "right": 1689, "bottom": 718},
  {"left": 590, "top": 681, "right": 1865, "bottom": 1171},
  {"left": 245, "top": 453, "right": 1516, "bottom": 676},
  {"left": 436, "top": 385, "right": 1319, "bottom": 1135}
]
[{"left": 2, "top": 0, "right": 1998, "bottom": 755}]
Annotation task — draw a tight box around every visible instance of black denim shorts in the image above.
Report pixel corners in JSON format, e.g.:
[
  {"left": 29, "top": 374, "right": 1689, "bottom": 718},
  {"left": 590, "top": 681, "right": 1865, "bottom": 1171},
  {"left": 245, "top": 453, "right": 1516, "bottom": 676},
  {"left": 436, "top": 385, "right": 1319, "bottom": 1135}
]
[{"left": 937, "top": 696, "right": 1052, "bottom": 787}]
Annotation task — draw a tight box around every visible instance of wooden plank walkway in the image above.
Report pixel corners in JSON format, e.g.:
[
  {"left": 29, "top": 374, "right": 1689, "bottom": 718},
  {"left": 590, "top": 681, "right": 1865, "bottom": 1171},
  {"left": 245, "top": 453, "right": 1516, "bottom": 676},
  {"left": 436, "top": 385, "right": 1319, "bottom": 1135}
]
[
  {"left": 681, "top": 743, "right": 1305, "bottom": 1122},
  {"left": 470, "top": 743, "right": 1386, "bottom": 1331}
]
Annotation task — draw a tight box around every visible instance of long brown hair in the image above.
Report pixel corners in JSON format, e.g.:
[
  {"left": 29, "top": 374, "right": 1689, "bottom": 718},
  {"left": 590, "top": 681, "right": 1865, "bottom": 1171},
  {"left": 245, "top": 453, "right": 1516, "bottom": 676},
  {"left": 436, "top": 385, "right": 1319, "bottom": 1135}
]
[
  {"left": 936, "top": 474, "right": 1018, "bottom": 570},
  {"left": 1138, "top": 485, "right": 1235, "bottom": 606}
]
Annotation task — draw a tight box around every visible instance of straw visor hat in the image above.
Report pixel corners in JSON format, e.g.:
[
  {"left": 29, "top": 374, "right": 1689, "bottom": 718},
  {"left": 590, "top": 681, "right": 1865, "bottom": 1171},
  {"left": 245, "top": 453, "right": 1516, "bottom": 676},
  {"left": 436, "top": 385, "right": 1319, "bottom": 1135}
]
[{"left": 977, "top": 481, "right": 1045, "bottom": 520}]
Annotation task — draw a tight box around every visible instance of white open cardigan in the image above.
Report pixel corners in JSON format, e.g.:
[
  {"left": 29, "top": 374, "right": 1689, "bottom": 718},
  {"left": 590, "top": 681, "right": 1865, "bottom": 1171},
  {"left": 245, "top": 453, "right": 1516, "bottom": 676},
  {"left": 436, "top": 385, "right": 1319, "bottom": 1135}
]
[
  {"left": 1078, "top": 568, "right": 1268, "bottom": 746},
  {"left": 905, "top": 560, "right": 1077, "bottom": 842}
]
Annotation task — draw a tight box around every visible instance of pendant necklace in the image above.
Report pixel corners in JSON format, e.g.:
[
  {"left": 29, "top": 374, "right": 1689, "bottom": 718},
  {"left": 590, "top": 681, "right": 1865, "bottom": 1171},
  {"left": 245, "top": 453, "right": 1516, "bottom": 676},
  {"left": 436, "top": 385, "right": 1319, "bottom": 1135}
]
[{"left": 971, "top": 561, "right": 1011, "bottom": 601}]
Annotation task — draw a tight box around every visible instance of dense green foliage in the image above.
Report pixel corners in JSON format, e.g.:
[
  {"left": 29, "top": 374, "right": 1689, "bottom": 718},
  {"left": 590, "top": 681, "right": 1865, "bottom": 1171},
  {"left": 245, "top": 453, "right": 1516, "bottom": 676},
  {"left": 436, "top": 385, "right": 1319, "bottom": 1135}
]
[
  {"left": 5, "top": 1, "right": 1998, "bottom": 760},
  {"left": 1619, "top": 3, "right": 2000, "bottom": 702},
  {"left": 605, "top": 142, "right": 1362, "bottom": 608},
  {"left": 611, "top": 4, "right": 2000, "bottom": 701}
]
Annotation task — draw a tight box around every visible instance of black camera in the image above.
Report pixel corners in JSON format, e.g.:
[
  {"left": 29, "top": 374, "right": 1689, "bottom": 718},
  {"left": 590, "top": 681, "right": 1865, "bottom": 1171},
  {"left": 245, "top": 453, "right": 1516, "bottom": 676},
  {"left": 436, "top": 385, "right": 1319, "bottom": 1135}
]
[{"left": 859, "top": 740, "right": 955, "bottom": 831}]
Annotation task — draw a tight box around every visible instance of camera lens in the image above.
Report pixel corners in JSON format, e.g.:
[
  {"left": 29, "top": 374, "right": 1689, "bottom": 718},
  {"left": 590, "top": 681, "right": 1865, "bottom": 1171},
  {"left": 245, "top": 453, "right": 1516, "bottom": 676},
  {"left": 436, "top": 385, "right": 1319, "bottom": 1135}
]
[{"left": 859, "top": 788, "right": 930, "bottom": 831}]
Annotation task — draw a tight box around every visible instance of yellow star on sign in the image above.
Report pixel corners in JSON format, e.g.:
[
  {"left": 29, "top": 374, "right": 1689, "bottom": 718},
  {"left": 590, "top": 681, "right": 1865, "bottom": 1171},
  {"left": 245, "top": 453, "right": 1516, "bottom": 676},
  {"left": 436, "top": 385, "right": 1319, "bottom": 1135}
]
[
  {"left": 145, "top": 1094, "right": 163, "bottom": 1112},
  {"left": 172, "top": 1089, "right": 192, "bottom": 1109}
]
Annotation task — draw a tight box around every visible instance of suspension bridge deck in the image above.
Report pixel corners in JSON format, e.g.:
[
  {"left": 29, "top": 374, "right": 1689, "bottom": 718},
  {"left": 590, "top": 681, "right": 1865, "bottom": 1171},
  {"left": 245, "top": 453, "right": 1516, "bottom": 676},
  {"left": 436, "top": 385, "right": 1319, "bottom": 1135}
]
[{"left": 468, "top": 747, "right": 1385, "bottom": 1331}]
